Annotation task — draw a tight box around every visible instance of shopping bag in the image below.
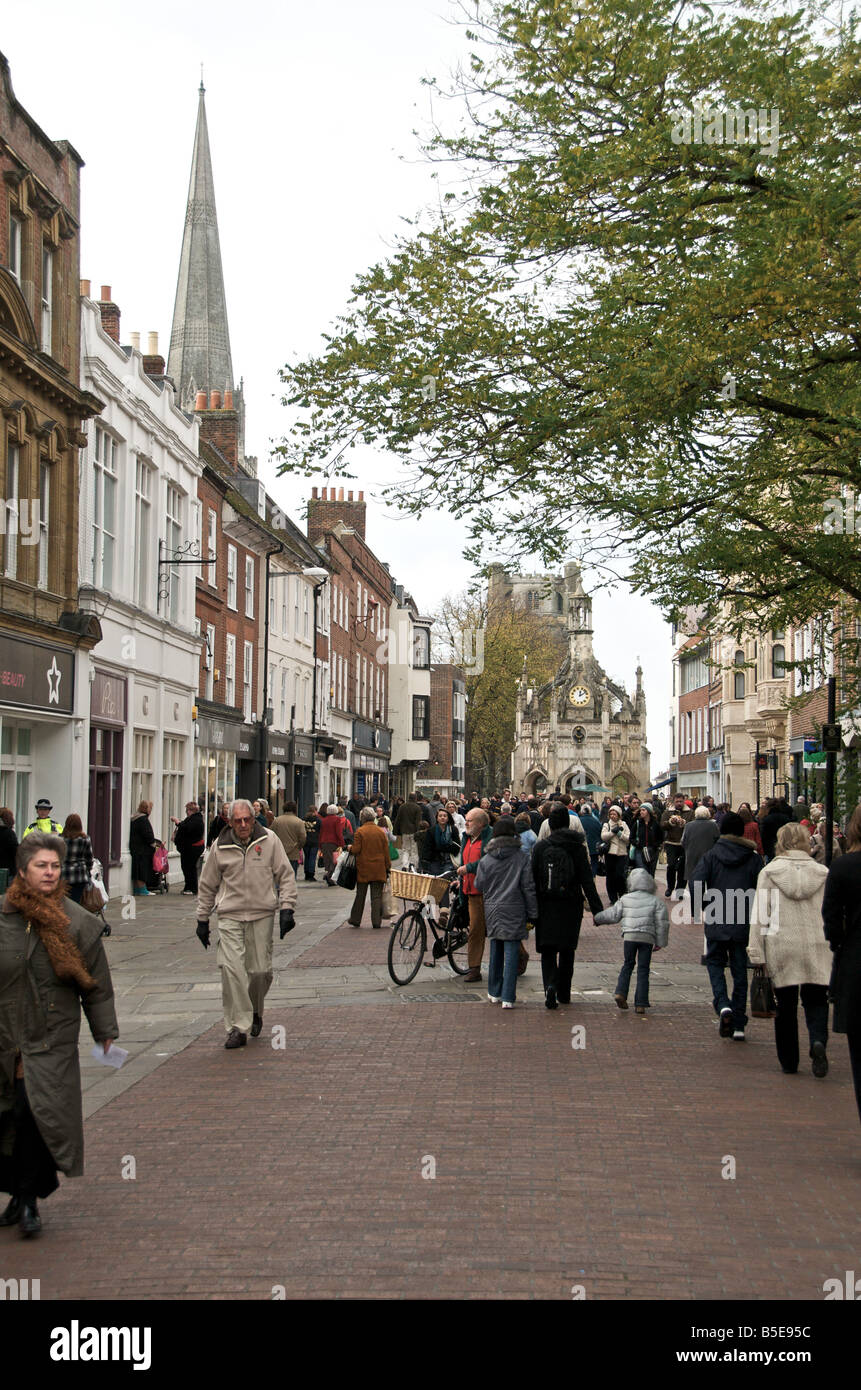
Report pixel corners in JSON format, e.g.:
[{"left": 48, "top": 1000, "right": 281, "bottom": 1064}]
[
  {"left": 389, "top": 842, "right": 399, "bottom": 861},
  {"left": 750, "top": 966, "right": 777, "bottom": 1019},
  {"left": 381, "top": 881, "right": 394, "bottom": 918},
  {"left": 333, "top": 852, "right": 357, "bottom": 891}
]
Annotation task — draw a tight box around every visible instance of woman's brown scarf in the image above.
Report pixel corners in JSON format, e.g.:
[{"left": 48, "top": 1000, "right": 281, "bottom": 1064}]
[{"left": 5, "top": 876, "right": 97, "bottom": 991}]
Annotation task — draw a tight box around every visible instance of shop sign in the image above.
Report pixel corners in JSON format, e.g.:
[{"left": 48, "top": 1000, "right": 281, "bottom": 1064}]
[
  {"left": 293, "top": 736, "right": 313, "bottom": 766},
  {"left": 0, "top": 633, "right": 74, "bottom": 713},
  {"left": 91, "top": 671, "right": 127, "bottom": 726},
  {"left": 197, "top": 718, "right": 241, "bottom": 752}
]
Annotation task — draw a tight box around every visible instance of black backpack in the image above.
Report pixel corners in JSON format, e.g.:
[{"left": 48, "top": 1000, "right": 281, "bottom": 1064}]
[{"left": 538, "top": 842, "right": 576, "bottom": 897}]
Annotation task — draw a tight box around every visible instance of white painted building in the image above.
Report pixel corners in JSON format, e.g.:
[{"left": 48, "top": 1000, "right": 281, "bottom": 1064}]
[
  {"left": 79, "top": 295, "right": 201, "bottom": 892},
  {"left": 387, "top": 584, "right": 431, "bottom": 799}
]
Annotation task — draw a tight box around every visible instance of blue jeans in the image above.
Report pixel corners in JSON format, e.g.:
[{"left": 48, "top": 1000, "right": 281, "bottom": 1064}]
[
  {"left": 488, "top": 939, "right": 521, "bottom": 1004},
  {"left": 704, "top": 939, "right": 749, "bottom": 1028},
  {"left": 616, "top": 940, "right": 653, "bottom": 1007},
  {"left": 631, "top": 848, "right": 656, "bottom": 875}
]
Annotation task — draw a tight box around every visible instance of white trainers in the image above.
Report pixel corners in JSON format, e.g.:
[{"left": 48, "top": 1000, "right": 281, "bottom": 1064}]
[
  {"left": 487, "top": 993, "right": 501, "bottom": 1004},
  {"left": 501, "top": 1001, "right": 515, "bottom": 1009}
]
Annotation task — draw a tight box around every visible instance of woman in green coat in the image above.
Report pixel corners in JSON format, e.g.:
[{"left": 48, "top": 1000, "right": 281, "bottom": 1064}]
[{"left": 0, "top": 832, "right": 117, "bottom": 1237}]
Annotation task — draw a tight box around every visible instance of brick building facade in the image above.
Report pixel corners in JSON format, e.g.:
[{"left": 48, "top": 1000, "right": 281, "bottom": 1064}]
[
  {"left": 0, "top": 53, "right": 104, "bottom": 827},
  {"left": 307, "top": 487, "right": 392, "bottom": 798},
  {"left": 416, "top": 663, "right": 465, "bottom": 798}
]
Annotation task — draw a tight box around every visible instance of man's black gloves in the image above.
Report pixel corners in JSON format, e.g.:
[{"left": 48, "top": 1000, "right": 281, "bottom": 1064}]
[
  {"left": 279, "top": 909, "right": 296, "bottom": 939},
  {"left": 196, "top": 920, "right": 210, "bottom": 950}
]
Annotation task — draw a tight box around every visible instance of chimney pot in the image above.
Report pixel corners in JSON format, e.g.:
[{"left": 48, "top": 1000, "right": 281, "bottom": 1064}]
[
  {"left": 223, "top": 389, "right": 233, "bottom": 409},
  {"left": 338, "top": 487, "right": 344, "bottom": 501},
  {"left": 312, "top": 487, "right": 318, "bottom": 500},
  {"left": 210, "top": 389, "right": 222, "bottom": 410},
  {"left": 147, "top": 331, "right": 158, "bottom": 356},
  {"left": 130, "top": 332, "right": 141, "bottom": 351},
  {"left": 322, "top": 486, "right": 328, "bottom": 501},
  {"left": 348, "top": 490, "right": 353, "bottom": 501},
  {"left": 100, "top": 285, "right": 111, "bottom": 302},
  {"left": 80, "top": 278, "right": 91, "bottom": 297},
  {"left": 195, "top": 390, "right": 208, "bottom": 411},
  {"left": 358, "top": 491, "right": 364, "bottom": 502}
]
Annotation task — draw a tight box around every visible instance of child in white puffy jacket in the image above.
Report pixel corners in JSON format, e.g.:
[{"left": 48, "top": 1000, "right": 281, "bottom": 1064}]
[{"left": 594, "top": 868, "right": 669, "bottom": 1014}]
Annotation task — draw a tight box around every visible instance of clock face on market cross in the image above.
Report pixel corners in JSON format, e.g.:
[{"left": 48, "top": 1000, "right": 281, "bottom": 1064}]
[{"left": 569, "top": 685, "right": 590, "bottom": 706}]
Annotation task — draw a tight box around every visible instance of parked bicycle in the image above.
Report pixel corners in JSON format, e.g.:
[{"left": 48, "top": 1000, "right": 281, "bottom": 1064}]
[{"left": 387, "top": 866, "right": 470, "bottom": 984}]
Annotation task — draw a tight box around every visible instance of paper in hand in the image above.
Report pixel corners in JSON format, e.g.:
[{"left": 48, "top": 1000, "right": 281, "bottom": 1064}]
[{"left": 91, "top": 1043, "right": 128, "bottom": 1069}]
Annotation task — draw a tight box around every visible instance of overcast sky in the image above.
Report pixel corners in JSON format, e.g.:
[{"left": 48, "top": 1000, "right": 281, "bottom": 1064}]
[{"left": 3, "top": 0, "right": 673, "bottom": 774}]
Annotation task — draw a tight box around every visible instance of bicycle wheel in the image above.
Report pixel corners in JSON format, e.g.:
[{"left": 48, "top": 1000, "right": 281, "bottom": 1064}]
[
  {"left": 387, "top": 908, "right": 426, "bottom": 985},
  {"left": 446, "top": 922, "right": 471, "bottom": 974}
]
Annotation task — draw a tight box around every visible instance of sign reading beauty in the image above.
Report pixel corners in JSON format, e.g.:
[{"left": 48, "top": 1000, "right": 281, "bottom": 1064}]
[{"left": 0, "top": 634, "right": 74, "bottom": 713}]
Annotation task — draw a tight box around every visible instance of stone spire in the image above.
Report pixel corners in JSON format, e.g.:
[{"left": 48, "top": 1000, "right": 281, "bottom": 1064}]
[{"left": 168, "top": 81, "right": 234, "bottom": 408}]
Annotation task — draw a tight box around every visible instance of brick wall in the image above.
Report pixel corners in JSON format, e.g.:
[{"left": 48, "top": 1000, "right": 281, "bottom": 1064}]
[
  {"left": 429, "top": 664, "right": 456, "bottom": 776},
  {"left": 308, "top": 485, "right": 366, "bottom": 543},
  {"left": 194, "top": 469, "right": 259, "bottom": 714},
  {"left": 197, "top": 406, "right": 239, "bottom": 469}
]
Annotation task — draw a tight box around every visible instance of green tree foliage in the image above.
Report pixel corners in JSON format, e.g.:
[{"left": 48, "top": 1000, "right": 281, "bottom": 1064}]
[
  {"left": 434, "top": 587, "right": 562, "bottom": 791},
  {"left": 276, "top": 0, "right": 861, "bottom": 704}
]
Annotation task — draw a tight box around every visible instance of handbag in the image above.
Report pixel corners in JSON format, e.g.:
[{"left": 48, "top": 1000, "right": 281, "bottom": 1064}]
[
  {"left": 750, "top": 965, "right": 777, "bottom": 1019},
  {"left": 389, "top": 842, "right": 399, "bottom": 861},
  {"left": 81, "top": 885, "right": 104, "bottom": 914},
  {"left": 333, "top": 851, "right": 358, "bottom": 891},
  {"left": 381, "top": 881, "right": 394, "bottom": 918}
]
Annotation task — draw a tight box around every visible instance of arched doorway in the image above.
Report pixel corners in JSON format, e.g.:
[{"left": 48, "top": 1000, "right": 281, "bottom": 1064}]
[
  {"left": 563, "top": 766, "right": 599, "bottom": 794},
  {"left": 524, "top": 768, "right": 549, "bottom": 796}
]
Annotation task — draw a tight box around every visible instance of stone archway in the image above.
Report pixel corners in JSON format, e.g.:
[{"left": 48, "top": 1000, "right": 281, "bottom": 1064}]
[
  {"left": 612, "top": 771, "right": 633, "bottom": 795},
  {"left": 562, "top": 765, "right": 600, "bottom": 794},
  {"left": 524, "top": 767, "right": 549, "bottom": 796}
]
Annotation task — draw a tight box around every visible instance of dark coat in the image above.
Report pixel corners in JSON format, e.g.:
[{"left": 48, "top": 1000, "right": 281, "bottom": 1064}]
[
  {"left": 0, "top": 825, "right": 18, "bottom": 874},
  {"left": 760, "top": 807, "right": 793, "bottom": 859},
  {"left": 689, "top": 835, "right": 763, "bottom": 942},
  {"left": 128, "top": 812, "right": 155, "bottom": 881},
  {"left": 207, "top": 814, "right": 227, "bottom": 848},
  {"left": 531, "top": 828, "right": 604, "bottom": 952},
  {"left": 822, "top": 850, "right": 861, "bottom": 1034},
  {"left": 0, "top": 897, "right": 117, "bottom": 1181},
  {"left": 681, "top": 817, "right": 720, "bottom": 881},
  {"left": 473, "top": 839, "right": 538, "bottom": 941},
  {"left": 174, "top": 812, "right": 204, "bottom": 854},
  {"left": 580, "top": 812, "right": 603, "bottom": 856}
]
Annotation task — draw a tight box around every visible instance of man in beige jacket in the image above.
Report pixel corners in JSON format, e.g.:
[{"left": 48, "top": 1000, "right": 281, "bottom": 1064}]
[
  {"left": 271, "top": 800, "right": 307, "bottom": 877},
  {"left": 196, "top": 799, "right": 297, "bottom": 1049}
]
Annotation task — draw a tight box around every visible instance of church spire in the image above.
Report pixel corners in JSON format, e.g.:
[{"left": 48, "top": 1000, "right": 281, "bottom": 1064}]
[{"left": 168, "top": 81, "right": 234, "bottom": 408}]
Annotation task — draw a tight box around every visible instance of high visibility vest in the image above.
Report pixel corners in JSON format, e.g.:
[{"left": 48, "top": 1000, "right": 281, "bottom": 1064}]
[{"left": 23, "top": 818, "right": 63, "bottom": 837}]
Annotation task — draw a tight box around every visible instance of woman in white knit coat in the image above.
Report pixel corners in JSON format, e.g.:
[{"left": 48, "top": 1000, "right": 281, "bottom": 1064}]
[{"left": 748, "top": 822, "right": 831, "bottom": 1077}]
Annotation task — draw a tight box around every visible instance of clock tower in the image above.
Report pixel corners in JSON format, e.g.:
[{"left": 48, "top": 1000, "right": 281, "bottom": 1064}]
[{"left": 509, "top": 561, "right": 650, "bottom": 797}]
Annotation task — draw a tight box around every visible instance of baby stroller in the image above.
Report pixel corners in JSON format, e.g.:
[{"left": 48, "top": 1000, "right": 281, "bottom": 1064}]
[
  {"left": 151, "top": 841, "right": 170, "bottom": 894},
  {"left": 89, "top": 857, "right": 111, "bottom": 937}
]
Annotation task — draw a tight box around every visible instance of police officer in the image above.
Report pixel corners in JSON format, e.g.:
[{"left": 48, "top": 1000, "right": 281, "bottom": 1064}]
[{"left": 23, "top": 799, "right": 63, "bottom": 838}]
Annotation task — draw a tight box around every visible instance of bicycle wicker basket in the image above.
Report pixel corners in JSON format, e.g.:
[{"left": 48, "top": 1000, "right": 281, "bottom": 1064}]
[{"left": 390, "top": 869, "right": 449, "bottom": 904}]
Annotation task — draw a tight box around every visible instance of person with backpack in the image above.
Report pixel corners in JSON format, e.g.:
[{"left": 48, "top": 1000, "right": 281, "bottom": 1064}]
[
  {"left": 595, "top": 868, "right": 670, "bottom": 1014},
  {"left": 474, "top": 818, "right": 538, "bottom": 1009},
  {"left": 531, "top": 805, "right": 604, "bottom": 1009},
  {"left": 689, "top": 812, "right": 763, "bottom": 1042}
]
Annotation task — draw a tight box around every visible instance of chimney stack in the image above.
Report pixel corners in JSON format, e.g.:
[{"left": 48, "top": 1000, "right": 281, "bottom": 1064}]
[
  {"left": 306, "top": 480, "right": 368, "bottom": 544},
  {"left": 97, "top": 286, "right": 120, "bottom": 343}
]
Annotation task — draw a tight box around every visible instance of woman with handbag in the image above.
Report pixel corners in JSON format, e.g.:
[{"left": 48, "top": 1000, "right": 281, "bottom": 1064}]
[
  {"left": 60, "top": 814, "right": 94, "bottom": 906},
  {"left": 600, "top": 807, "right": 630, "bottom": 904},
  {"left": 318, "top": 805, "right": 346, "bottom": 886},
  {"left": 749, "top": 822, "right": 831, "bottom": 1076},
  {"left": 629, "top": 805, "right": 663, "bottom": 877}
]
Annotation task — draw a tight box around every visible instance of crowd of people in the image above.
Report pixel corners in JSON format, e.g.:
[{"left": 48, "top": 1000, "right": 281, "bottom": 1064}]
[{"left": 1, "top": 780, "right": 858, "bottom": 1242}]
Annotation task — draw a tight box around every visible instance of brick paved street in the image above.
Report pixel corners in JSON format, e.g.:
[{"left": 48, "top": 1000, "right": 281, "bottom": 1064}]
[{"left": 4, "top": 872, "right": 859, "bottom": 1301}]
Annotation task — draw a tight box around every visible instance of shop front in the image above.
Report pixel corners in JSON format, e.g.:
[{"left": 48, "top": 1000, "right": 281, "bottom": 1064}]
[
  {"left": 292, "top": 734, "right": 314, "bottom": 813},
  {"left": 194, "top": 714, "right": 242, "bottom": 829},
  {"left": 0, "top": 632, "right": 79, "bottom": 836},
  {"left": 352, "top": 721, "right": 391, "bottom": 798},
  {"left": 88, "top": 670, "right": 127, "bottom": 887}
]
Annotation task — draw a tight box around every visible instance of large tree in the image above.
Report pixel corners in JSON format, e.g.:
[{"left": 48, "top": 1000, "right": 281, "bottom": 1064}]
[{"left": 277, "top": 0, "right": 861, "bottom": 703}]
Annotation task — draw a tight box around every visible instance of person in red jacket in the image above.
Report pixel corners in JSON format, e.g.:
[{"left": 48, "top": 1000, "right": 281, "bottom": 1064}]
[{"left": 318, "top": 804, "right": 347, "bottom": 886}]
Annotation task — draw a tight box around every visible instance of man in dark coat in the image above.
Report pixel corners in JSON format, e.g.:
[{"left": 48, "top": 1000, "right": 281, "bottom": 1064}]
[
  {"left": 172, "top": 802, "right": 205, "bottom": 895},
  {"left": 531, "top": 806, "right": 604, "bottom": 1009},
  {"left": 207, "top": 803, "right": 229, "bottom": 848},
  {"left": 822, "top": 807, "right": 861, "bottom": 1124},
  {"left": 690, "top": 813, "right": 763, "bottom": 1041}
]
